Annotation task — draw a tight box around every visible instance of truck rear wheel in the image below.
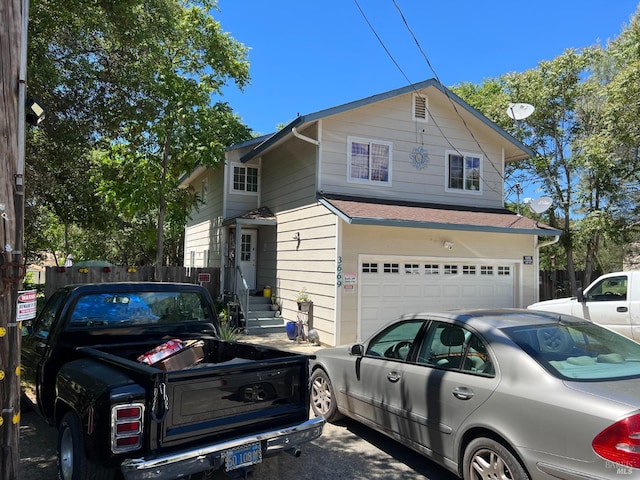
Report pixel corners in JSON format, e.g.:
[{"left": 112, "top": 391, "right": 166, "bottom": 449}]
[{"left": 57, "top": 411, "right": 115, "bottom": 480}]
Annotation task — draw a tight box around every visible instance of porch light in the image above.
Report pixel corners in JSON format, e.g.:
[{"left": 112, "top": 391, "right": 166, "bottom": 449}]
[{"left": 443, "top": 241, "right": 454, "bottom": 250}]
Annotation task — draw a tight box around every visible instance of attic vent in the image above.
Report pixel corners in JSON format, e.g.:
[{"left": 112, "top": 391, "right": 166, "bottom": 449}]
[{"left": 413, "top": 94, "right": 428, "bottom": 122}]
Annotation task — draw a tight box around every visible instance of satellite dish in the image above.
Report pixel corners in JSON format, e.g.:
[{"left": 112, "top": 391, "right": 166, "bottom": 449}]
[
  {"left": 506, "top": 103, "right": 535, "bottom": 121},
  {"left": 529, "top": 196, "right": 553, "bottom": 214}
]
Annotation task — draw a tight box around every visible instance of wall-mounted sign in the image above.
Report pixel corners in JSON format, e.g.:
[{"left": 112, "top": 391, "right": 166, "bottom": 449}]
[{"left": 523, "top": 256, "right": 533, "bottom": 265}]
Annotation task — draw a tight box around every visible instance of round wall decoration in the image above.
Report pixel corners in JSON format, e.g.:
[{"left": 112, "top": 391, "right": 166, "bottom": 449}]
[{"left": 411, "top": 146, "right": 429, "bottom": 170}]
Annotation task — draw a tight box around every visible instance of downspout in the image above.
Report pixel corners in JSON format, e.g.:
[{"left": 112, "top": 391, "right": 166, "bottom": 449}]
[
  {"left": 538, "top": 235, "right": 560, "bottom": 249},
  {"left": 292, "top": 127, "right": 320, "bottom": 145}
]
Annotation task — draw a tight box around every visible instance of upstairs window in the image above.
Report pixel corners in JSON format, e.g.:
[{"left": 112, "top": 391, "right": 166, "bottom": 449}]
[
  {"left": 348, "top": 136, "right": 392, "bottom": 185},
  {"left": 232, "top": 163, "right": 259, "bottom": 193},
  {"left": 446, "top": 151, "right": 482, "bottom": 193}
]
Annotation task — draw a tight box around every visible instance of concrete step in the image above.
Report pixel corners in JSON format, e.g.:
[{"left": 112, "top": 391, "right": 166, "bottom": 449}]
[
  {"left": 244, "top": 314, "right": 286, "bottom": 334},
  {"left": 244, "top": 323, "right": 286, "bottom": 335}
]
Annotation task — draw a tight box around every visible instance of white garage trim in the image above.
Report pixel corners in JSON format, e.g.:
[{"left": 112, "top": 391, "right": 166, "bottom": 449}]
[{"left": 357, "top": 255, "right": 519, "bottom": 341}]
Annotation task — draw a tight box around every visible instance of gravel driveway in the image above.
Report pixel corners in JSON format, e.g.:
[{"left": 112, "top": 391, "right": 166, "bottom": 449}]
[
  {"left": 20, "top": 408, "right": 458, "bottom": 480},
  {"left": 19, "top": 334, "right": 459, "bottom": 480}
]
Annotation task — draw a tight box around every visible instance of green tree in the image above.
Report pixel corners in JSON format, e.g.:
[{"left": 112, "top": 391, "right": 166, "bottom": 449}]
[
  {"left": 26, "top": 0, "right": 252, "bottom": 266},
  {"left": 455, "top": 32, "right": 640, "bottom": 294}
]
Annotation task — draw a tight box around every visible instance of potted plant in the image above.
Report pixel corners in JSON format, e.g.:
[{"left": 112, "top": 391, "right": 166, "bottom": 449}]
[
  {"left": 296, "top": 287, "right": 312, "bottom": 312},
  {"left": 270, "top": 293, "right": 280, "bottom": 311}
]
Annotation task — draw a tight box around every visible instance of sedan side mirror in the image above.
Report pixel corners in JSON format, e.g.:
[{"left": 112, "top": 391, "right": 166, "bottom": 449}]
[{"left": 350, "top": 344, "right": 364, "bottom": 357}]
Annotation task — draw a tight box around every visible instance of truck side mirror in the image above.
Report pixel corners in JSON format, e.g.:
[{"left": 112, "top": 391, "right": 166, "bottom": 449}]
[{"left": 576, "top": 288, "right": 585, "bottom": 303}]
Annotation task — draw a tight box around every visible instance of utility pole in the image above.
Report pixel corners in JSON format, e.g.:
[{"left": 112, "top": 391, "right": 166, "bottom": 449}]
[{"left": 0, "top": 1, "right": 28, "bottom": 479}]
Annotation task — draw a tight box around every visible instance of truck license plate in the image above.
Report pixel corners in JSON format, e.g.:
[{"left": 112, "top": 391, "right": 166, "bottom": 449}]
[{"left": 224, "top": 442, "right": 262, "bottom": 471}]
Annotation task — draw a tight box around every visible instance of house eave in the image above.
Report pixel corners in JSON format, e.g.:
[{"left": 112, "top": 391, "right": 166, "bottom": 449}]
[
  {"left": 344, "top": 217, "right": 559, "bottom": 236},
  {"left": 318, "top": 195, "right": 560, "bottom": 237},
  {"left": 178, "top": 164, "right": 207, "bottom": 187}
]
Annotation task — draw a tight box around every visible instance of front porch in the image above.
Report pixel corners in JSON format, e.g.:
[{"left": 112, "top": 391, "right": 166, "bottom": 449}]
[
  {"left": 222, "top": 208, "right": 285, "bottom": 335},
  {"left": 226, "top": 290, "right": 286, "bottom": 335}
]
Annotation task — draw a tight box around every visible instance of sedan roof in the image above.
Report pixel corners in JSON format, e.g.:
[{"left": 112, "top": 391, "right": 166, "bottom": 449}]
[{"left": 398, "top": 309, "right": 577, "bottom": 331}]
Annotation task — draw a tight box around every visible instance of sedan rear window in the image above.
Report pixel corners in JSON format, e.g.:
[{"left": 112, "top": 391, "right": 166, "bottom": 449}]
[{"left": 504, "top": 322, "right": 640, "bottom": 380}]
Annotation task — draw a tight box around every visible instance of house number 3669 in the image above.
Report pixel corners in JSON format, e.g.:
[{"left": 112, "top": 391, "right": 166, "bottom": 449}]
[{"left": 336, "top": 256, "right": 342, "bottom": 287}]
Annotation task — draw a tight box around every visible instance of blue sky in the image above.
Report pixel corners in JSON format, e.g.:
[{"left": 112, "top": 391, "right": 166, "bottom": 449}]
[{"left": 214, "top": 1, "right": 639, "bottom": 136}]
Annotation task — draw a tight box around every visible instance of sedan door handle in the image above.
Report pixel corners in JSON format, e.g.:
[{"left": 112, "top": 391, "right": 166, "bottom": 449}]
[
  {"left": 387, "top": 372, "right": 401, "bottom": 383},
  {"left": 617, "top": 306, "right": 628, "bottom": 313},
  {"left": 452, "top": 387, "right": 474, "bottom": 400}
]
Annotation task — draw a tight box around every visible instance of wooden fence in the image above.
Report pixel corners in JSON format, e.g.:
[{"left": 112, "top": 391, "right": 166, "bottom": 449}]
[{"left": 44, "top": 266, "right": 220, "bottom": 301}]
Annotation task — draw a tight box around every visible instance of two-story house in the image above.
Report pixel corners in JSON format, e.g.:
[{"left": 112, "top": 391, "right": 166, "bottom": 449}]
[{"left": 180, "top": 79, "right": 560, "bottom": 346}]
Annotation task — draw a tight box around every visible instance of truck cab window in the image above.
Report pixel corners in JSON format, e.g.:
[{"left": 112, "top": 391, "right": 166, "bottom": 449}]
[
  {"left": 31, "top": 292, "right": 65, "bottom": 338},
  {"left": 586, "top": 276, "right": 628, "bottom": 302}
]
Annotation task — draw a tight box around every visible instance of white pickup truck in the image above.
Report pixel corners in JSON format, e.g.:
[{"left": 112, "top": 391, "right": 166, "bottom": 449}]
[{"left": 528, "top": 271, "right": 640, "bottom": 341}]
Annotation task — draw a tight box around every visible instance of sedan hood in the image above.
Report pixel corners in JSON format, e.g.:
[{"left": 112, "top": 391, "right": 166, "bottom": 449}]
[{"left": 565, "top": 378, "right": 640, "bottom": 410}]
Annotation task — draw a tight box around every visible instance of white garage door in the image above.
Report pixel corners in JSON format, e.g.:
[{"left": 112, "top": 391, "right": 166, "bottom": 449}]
[{"left": 359, "top": 259, "right": 515, "bottom": 341}]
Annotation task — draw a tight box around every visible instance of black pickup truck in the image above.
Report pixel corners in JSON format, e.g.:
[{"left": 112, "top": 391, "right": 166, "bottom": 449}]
[{"left": 21, "top": 282, "right": 324, "bottom": 480}]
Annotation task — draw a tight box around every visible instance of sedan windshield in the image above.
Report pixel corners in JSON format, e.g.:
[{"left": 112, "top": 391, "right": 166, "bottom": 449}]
[{"left": 504, "top": 321, "right": 640, "bottom": 380}]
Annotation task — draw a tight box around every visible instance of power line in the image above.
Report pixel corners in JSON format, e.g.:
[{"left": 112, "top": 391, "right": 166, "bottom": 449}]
[
  {"left": 391, "top": 0, "right": 505, "bottom": 186},
  {"left": 354, "top": 0, "right": 526, "bottom": 199}
]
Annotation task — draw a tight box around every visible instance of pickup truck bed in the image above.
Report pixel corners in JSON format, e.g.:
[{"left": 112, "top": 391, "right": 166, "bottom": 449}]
[{"left": 82, "top": 337, "right": 311, "bottom": 448}]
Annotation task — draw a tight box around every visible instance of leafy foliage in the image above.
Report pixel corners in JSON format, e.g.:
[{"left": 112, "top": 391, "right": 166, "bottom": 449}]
[
  {"left": 25, "top": 0, "right": 252, "bottom": 266},
  {"left": 454, "top": 31, "right": 640, "bottom": 293}
]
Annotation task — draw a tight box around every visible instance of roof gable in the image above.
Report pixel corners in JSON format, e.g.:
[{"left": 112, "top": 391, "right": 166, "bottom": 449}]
[{"left": 236, "top": 78, "right": 534, "bottom": 163}]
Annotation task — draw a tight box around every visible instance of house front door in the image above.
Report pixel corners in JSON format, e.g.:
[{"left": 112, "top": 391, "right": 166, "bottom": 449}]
[{"left": 238, "top": 228, "right": 257, "bottom": 291}]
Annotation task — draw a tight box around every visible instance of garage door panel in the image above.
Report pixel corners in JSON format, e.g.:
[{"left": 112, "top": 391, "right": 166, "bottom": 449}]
[
  {"left": 461, "top": 285, "right": 477, "bottom": 296},
  {"left": 381, "top": 283, "right": 402, "bottom": 297},
  {"left": 403, "top": 284, "right": 422, "bottom": 297},
  {"left": 360, "top": 260, "right": 515, "bottom": 340},
  {"left": 442, "top": 285, "right": 461, "bottom": 297},
  {"left": 422, "top": 286, "right": 441, "bottom": 298},
  {"left": 362, "top": 283, "right": 381, "bottom": 298}
]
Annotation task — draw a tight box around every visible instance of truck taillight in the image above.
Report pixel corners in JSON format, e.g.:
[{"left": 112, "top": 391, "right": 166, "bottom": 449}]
[
  {"left": 111, "top": 403, "right": 145, "bottom": 454},
  {"left": 593, "top": 413, "right": 640, "bottom": 468}
]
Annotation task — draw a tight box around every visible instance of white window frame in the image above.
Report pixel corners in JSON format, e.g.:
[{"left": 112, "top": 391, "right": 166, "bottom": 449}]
[
  {"left": 445, "top": 150, "right": 483, "bottom": 194},
  {"left": 413, "top": 93, "right": 428, "bottom": 122},
  {"left": 231, "top": 162, "right": 259, "bottom": 195},
  {"left": 200, "top": 180, "right": 208, "bottom": 201},
  {"left": 347, "top": 136, "right": 393, "bottom": 186}
]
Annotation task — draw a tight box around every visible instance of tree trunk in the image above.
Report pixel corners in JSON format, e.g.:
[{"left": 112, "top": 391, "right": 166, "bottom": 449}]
[
  {"left": 0, "top": 1, "right": 24, "bottom": 479},
  {"left": 155, "top": 133, "right": 170, "bottom": 273},
  {"left": 583, "top": 233, "right": 600, "bottom": 287},
  {"left": 562, "top": 205, "right": 578, "bottom": 295}
]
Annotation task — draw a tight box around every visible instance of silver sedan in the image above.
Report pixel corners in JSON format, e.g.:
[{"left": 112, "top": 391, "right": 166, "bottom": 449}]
[{"left": 310, "top": 309, "right": 640, "bottom": 480}]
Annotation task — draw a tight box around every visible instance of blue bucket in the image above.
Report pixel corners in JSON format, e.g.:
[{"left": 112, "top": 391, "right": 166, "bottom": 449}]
[{"left": 286, "top": 321, "right": 297, "bottom": 340}]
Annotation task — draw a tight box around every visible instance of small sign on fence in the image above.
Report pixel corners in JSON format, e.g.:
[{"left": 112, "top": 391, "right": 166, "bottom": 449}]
[
  {"left": 198, "top": 273, "right": 211, "bottom": 283},
  {"left": 17, "top": 289, "right": 38, "bottom": 321}
]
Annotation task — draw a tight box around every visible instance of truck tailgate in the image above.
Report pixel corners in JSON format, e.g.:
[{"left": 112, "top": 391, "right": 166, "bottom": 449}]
[{"left": 158, "top": 354, "right": 309, "bottom": 447}]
